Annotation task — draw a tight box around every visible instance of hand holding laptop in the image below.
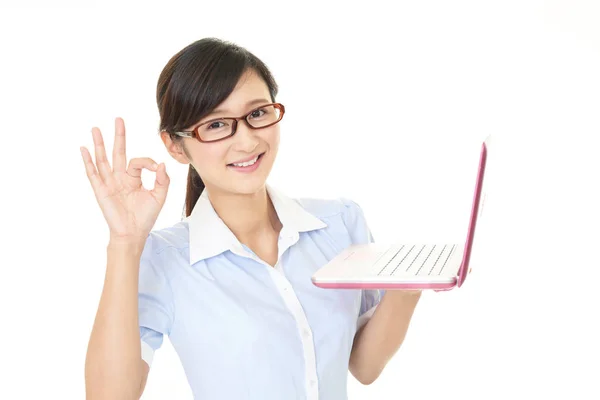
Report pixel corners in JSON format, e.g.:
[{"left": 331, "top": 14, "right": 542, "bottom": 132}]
[{"left": 312, "top": 136, "right": 492, "bottom": 291}]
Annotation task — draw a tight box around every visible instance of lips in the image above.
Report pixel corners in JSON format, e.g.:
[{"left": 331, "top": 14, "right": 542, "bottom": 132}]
[
  {"left": 226, "top": 152, "right": 265, "bottom": 173},
  {"left": 227, "top": 152, "right": 265, "bottom": 167}
]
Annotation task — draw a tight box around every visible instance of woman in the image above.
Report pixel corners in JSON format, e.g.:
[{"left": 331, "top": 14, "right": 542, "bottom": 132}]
[{"left": 82, "top": 37, "right": 421, "bottom": 400}]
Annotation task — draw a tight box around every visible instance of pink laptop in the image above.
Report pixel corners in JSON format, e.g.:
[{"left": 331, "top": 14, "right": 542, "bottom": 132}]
[{"left": 311, "top": 136, "right": 491, "bottom": 291}]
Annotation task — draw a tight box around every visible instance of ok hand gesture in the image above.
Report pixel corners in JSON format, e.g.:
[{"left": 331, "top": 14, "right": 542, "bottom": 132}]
[{"left": 80, "top": 117, "right": 170, "bottom": 242}]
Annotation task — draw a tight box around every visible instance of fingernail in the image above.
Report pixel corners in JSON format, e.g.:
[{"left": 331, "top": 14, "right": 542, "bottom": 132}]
[{"left": 152, "top": 163, "right": 158, "bottom": 169}]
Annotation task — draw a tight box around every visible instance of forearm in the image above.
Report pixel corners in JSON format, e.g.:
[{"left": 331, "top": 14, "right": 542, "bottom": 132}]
[
  {"left": 349, "top": 290, "right": 422, "bottom": 385},
  {"left": 85, "top": 240, "right": 145, "bottom": 400}
]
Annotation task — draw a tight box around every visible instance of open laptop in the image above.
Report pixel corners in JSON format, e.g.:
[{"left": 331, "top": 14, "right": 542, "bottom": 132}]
[{"left": 311, "top": 135, "right": 491, "bottom": 291}]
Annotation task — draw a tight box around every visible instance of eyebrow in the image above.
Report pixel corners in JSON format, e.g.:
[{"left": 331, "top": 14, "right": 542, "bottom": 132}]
[{"left": 205, "top": 98, "right": 271, "bottom": 119}]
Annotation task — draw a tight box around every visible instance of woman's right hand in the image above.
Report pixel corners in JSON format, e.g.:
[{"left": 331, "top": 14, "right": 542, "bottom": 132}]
[{"left": 80, "top": 117, "right": 170, "bottom": 243}]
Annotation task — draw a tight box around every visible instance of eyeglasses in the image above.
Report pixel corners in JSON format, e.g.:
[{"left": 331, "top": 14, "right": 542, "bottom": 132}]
[{"left": 173, "top": 103, "right": 285, "bottom": 143}]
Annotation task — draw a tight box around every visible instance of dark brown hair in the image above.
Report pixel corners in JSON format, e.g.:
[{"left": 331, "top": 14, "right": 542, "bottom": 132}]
[{"left": 156, "top": 38, "right": 279, "bottom": 217}]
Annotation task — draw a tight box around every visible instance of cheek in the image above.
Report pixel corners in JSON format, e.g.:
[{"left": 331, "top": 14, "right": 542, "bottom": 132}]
[
  {"left": 265, "top": 126, "right": 280, "bottom": 150},
  {"left": 191, "top": 144, "right": 228, "bottom": 174}
]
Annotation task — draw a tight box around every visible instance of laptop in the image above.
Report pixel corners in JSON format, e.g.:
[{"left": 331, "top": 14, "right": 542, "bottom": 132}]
[{"left": 311, "top": 135, "right": 491, "bottom": 291}]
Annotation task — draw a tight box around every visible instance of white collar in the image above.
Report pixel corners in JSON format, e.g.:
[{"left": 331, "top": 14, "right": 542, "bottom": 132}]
[{"left": 186, "top": 184, "right": 327, "bottom": 265}]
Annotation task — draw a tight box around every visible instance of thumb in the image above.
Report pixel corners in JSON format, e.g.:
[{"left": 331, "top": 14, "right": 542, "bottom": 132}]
[{"left": 151, "top": 162, "right": 170, "bottom": 202}]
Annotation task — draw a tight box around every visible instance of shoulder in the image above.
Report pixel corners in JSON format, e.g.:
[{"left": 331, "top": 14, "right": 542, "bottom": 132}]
[
  {"left": 295, "top": 196, "right": 367, "bottom": 223},
  {"left": 144, "top": 220, "right": 190, "bottom": 254},
  {"left": 293, "top": 195, "right": 373, "bottom": 245},
  {"left": 139, "top": 220, "right": 190, "bottom": 277}
]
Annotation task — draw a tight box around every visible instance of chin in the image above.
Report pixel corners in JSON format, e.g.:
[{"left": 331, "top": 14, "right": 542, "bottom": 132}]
[
  {"left": 210, "top": 170, "right": 266, "bottom": 196},
  {"left": 235, "top": 187, "right": 266, "bottom": 197},
  {"left": 226, "top": 155, "right": 274, "bottom": 194}
]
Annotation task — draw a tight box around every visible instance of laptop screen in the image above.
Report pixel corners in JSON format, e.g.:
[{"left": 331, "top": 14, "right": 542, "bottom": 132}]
[{"left": 458, "top": 136, "right": 491, "bottom": 287}]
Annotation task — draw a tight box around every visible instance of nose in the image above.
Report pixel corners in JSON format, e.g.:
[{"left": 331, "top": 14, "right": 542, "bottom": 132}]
[{"left": 231, "top": 120, "right": 259, "bottom": 153}]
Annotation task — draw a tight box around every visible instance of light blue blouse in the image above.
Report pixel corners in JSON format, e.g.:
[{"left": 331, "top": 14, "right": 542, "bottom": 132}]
[{"left": 138, "top": 184, "right": 384, "bottom": 399}]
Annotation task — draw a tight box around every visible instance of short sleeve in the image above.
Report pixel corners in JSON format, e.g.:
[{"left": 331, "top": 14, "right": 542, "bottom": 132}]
[
  {"left": 340, "top": 198, "right": 386, "bottom": 329},
  {"left": 138, "top": 233, "right": 174, "bottom": 367}
]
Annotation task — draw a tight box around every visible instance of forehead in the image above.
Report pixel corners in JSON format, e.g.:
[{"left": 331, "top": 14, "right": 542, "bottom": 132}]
[{"left": 216, "top": 70, "right": 271, "bottom": 112}]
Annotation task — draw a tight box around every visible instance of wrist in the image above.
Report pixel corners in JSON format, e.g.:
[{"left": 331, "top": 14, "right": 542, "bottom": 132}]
[{"left": 107, "top": 236, "right": 146, "bottom": 255}]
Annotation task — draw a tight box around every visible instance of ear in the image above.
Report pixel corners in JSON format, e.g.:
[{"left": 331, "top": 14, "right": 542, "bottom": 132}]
[{"left": 160, "top": 131, "right": 190, "bottom": 165}]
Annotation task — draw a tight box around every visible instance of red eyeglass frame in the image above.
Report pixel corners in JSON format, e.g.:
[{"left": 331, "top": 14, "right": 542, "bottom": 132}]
[{"left": 173, "top": 102, "right": 285, "bottom": 143}]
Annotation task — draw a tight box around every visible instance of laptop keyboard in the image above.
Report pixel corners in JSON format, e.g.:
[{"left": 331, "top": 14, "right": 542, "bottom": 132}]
[{"left": 372, "top": 244, "right": 459, "bottom": 277}]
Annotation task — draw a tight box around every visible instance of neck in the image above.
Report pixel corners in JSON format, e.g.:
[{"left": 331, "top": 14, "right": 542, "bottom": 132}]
[{"left": 206, "top": 185, "right": 282, "bottom": 243}]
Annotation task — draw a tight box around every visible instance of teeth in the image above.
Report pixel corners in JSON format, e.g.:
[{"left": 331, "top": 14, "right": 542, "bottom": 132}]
[{"left": 232, "top": 155, "right": 259, "bottom": 167}]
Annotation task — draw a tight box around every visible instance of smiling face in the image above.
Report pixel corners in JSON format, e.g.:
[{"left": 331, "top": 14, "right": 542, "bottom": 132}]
[{"left": 163, "top": 69, "right": 281, "bottom": 197}]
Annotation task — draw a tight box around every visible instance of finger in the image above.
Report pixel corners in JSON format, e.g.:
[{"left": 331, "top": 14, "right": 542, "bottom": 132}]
[
  {"left": 91, "top": 127, "right": 113, "bottom": 181},
  {"left": 126, "top": 157, "right": 158, "bottom": 178},
  {"left": 112, "top": 117, "right": 127, "bottom": 173},
  {"left": 151, "top": 163, "right": 170, "bottom": 202},
  {"left": 80, "top": 146, "right": 105, "bottom": 192}
]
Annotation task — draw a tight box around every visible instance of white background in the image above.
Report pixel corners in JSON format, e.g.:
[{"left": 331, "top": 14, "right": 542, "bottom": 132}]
[{"left": 1, "top": 1, "right": 599, "bottom": 399}]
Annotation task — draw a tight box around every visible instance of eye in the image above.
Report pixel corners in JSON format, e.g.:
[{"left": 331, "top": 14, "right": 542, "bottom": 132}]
[
  {"left": 207, "top": 121, "right": 226, "bottom": 130},
  {"left": 199, "top": 119, "right": 230, "bottom": 134},
  {"left": 249, "top": 108, "right": 267, "bottom": 119}
]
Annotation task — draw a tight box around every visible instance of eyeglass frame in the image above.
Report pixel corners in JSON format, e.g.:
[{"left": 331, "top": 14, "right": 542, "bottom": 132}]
[{"left": 172, "top": 102, "right": 285, "bottom": 143}]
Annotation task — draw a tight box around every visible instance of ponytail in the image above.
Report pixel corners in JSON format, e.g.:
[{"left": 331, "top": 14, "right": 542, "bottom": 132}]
[{"left": 185, "top": 164, "right": 205, "bottom": 217}]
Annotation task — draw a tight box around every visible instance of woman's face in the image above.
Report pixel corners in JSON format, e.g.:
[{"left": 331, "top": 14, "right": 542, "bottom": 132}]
[{"left": 175, "top": 70, "right": 280, "bottom": 197}]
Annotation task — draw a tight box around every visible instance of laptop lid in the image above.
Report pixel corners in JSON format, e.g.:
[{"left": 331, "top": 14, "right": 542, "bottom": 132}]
[{"left": 457, "top": 136, "right": 490, "bottom": 287}]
